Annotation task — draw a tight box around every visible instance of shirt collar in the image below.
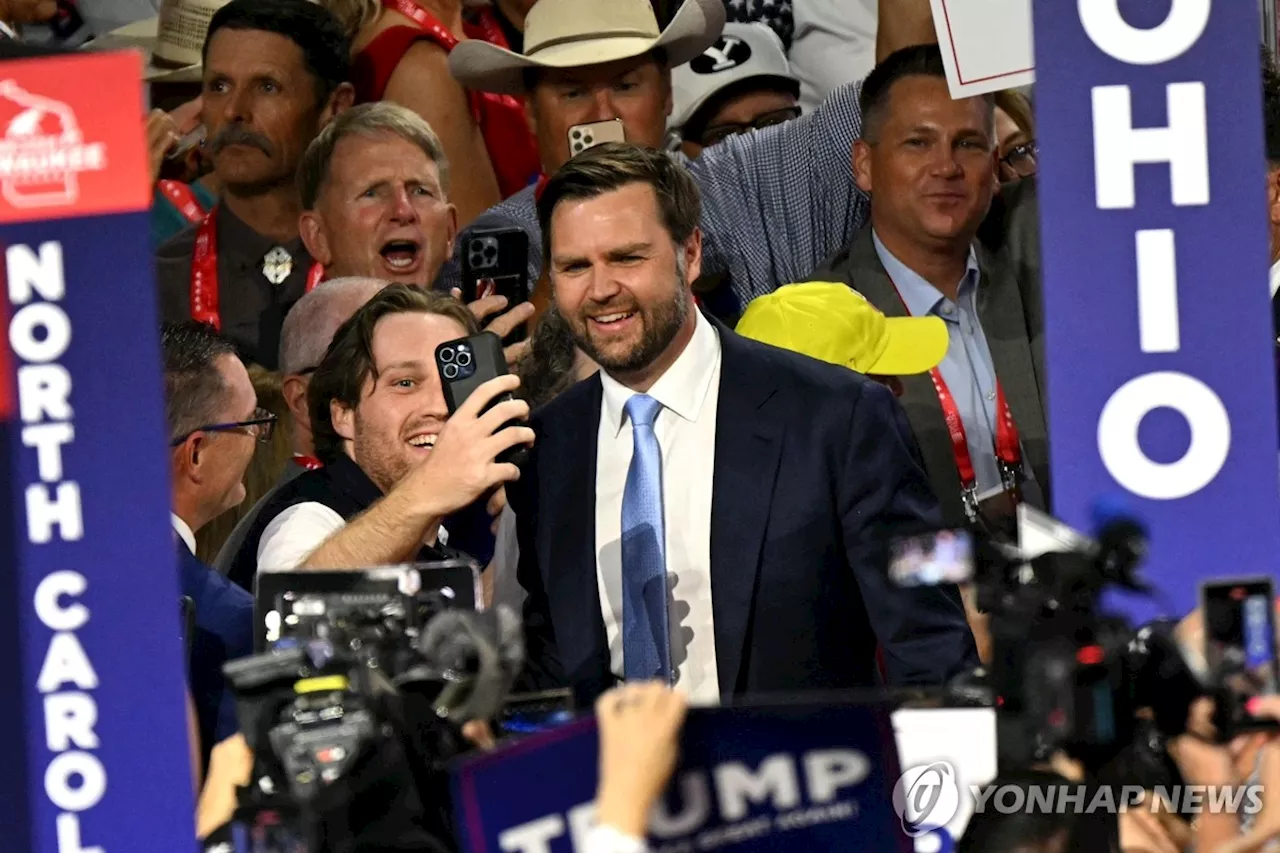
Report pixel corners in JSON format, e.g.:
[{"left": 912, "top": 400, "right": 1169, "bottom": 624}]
[
  {"left": 600, "top": 310, "right": 721, "bottom": 436},
  {"left": 0, "top": 21, "right": 17, "bottom": 39},
  {"left": 1270, "top": 260, "right": 1280, "bottom": 299},
  {"left": 171, "top": 513, "right": 196, "bottom": 554},
  {"left": 872, "top": 230, "right": 980, "bottom": 317},
  {"left": 216, "top": 201, "right": 307, "bottom": 265}
]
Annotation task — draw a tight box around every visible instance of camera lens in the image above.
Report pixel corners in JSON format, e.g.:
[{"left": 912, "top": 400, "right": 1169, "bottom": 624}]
[
  {"left": 439, "top": 347, "right": 455, "bottom": 363},
  {"left": 442, "top": 363, "right": 458, "bottom": 380},
  {"left": 456, "top": 350, "right": 472, "bottom": 368}
]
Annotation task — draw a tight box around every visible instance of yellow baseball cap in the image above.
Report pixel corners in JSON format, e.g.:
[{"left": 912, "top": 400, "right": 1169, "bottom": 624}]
[{"left": 736, "top": 281, "right": 949, "bottom": 375}]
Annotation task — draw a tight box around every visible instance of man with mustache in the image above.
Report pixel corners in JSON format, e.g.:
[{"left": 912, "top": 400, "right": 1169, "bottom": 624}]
[
  {"left": 812, "top": 45, "right": 1048, "bottom": 534},
  {"left": 510, "top": 142, "right": 977, "bottom": 705},
  {"left": 155, "top": 0, "right": 355, "bottom": 369}
]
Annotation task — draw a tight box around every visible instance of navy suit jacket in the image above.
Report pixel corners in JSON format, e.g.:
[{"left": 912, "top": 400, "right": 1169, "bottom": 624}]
[
  {"left": 509, "top": 320, "right": 980, "bottom": 705},
  {"left": 178, "top": 541, "right": 254, "bottom": 759}
]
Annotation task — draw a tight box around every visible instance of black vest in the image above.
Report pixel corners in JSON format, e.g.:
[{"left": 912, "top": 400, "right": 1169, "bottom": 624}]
[{"left": 226, "top": 454, "right": 461, "bottom": 592}]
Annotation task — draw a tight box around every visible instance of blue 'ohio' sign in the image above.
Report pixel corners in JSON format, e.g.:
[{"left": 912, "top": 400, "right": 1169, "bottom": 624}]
[{"left": 1032, "top": 0, "right": 1280, "bottom": 621}]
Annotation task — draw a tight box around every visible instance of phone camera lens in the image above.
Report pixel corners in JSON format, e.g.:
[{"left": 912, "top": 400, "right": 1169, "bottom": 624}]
[
  {"left": 456, "top": 350, "right": 472, "bottom": 368},
  {"left": 439, "top": 347, "right": 455, "bottom": 363},
  {"left": 442, "top": 363, "right": 459, "bottom": 380}
]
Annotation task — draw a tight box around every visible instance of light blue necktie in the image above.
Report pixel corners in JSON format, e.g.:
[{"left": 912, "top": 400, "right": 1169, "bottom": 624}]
[{"left": 620, "top": 393, "right": 671, "bottom": 683}]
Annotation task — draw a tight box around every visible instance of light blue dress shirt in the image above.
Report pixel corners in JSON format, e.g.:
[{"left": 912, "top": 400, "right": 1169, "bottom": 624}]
[{"left": 872, "top": 231, "right": 1005, "bottom": 498}]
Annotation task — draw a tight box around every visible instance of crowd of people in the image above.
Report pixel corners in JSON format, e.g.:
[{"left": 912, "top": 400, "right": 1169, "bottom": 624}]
[{"left": 6, "top": 0, "right": 1280, "bottom": 848}]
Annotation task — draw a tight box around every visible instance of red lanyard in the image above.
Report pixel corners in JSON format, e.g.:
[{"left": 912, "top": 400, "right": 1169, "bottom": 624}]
[
  {"left": 464, "top": 5, "right": 510, "bottom": 48},
  {"left": 158, "top": 179, "right": 208, "bottom": 225},
  {"left": 381, "top": 0, "right": 510, "bottom": 48},
  {"left": 382, "top": 0, "right": 459, "bottom": 46},
  {"left": 294, "top": 455, "right": 323, "bottom": 471},
  {"left": 190, "top": 206, "right": 324, "bottom": 332},
  {"left": 888, "top": 277, "right": 1023, "bottom": 519}
]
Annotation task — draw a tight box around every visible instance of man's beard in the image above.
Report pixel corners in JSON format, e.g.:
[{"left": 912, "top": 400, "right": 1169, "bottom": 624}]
[
  {"left": 351, "top": 415, "right": 413, "bottom": 495},
  {"left": 567, "top": 260, "right": 691, "bottom": 376}
]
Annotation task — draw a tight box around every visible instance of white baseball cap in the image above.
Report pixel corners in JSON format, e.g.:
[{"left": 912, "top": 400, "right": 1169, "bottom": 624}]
[{"left": 669, "top": 21, "right": 798, "bottom": 133}]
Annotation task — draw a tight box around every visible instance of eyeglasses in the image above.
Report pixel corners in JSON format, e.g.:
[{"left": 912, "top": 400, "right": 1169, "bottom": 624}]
[
  {"left": 1000, "top": 139, "right": 1039, "bottom": 178},
  {"left": 169, "top": 407, "right": 278, "bottom": 447},
  {"left": 698, "top": 106, "right": 803, "bottom": 148}
]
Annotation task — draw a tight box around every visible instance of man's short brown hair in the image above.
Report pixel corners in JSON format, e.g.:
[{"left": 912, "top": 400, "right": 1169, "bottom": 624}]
[
  {"left": 298, "top": 101, "right": 450, "bottom": 210},
  {"left": 308, "top": 284, "right": 478, "bottom": 463},
  {"left": 535, "top": 141, "right": 702, "bottom": 263}
]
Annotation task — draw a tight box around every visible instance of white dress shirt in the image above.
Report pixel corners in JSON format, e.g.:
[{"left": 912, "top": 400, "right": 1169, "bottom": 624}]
[
  {"left": 257, "top": 502, "right": 348, "bottom": 571},
  {"left": 256, "top": 500, "right": 451, "bottom": 572},
  {"left": 1270, "top": 259, "right": 1280, "bottom": 299},
  {"left": 172, "top": 512, "right": 196, "bottom": 555},
  {"left": 595, "top": 311, "right": 722, "bottom": 705}
]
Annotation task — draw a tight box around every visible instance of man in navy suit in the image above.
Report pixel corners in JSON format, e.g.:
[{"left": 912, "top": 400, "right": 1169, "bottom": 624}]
[
  {"left": 509, "top": 143, "right": 978, "bottom": 705},
  {"left": 163, "top": 322, "right": 265, "bottom": 764}
]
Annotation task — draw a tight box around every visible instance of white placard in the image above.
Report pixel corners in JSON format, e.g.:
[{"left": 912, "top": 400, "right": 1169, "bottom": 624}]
[
  {"left": 893, "top": 708, "right": 999, "bottom": 850},
  {"left": 929, "top": 0, "right": 1035, "bottom": 98}
]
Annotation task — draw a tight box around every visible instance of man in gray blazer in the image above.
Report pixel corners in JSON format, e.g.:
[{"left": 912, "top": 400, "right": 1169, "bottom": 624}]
[{"left": 811, "top": 44, "right": 1048, "bottom": 531}]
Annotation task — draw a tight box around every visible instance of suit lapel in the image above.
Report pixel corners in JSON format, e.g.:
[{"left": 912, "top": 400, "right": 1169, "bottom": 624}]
[
  {"left": 974, "top": 248, "right": 1049, "bottom": 486},
  {"left": 839, "top": 231, "right": 968, "bottom": 523},
  {"left": 709, "top": 323, "right": 784, "bottom": 696},
  {"left": 540, "top": 377, "right": 609, "bottom": 680}
]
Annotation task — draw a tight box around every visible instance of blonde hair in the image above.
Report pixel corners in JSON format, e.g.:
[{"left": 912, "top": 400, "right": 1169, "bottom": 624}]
[
  {"left": 320, "top": 0, "right": 378, "bottom": 39},
  {"left": 298, "top": 101, "right": 451, "bottom": 209},
  {"left": 993, "top": 89, "right": 1035, "bottom": 137}
]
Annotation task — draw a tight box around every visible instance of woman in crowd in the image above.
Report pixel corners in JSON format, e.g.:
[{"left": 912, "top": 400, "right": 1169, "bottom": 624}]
[
  {"left": 994, "top": 89, "right": 1038, "bottom": 182},
  {"left": 323, "top": 0, "right": 540, "bottom": 227}
]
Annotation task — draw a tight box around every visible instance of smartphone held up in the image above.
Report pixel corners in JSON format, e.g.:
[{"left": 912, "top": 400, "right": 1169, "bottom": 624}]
[
  {"left": 435, "top": 332, "right": 529, "bottom": 468},
  {"left": 567, "top": 118, "right": 625, "bottom": 157}
]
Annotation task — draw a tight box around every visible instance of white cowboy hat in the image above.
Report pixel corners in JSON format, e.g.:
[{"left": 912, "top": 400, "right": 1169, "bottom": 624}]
[
  {"left": 450, "top": 0, "right": 726, "bottom": 95},
  {"left": 82, "top": 16, "right": 200, "bottom": 83},
  {"left": 84, "top": 0, "right": 232, "bottom": 84}
]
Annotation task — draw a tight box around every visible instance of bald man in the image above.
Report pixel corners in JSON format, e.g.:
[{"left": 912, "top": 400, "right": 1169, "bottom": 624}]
[{"left": 216, "top": 276, "right": 387, "bottom": 584}]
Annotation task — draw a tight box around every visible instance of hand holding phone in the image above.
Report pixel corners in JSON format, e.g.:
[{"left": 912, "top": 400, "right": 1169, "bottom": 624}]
[
  {"left": 461, "top": 228, "right": 532, "bottom": 348},
  {"left": 436, "top": 333, "right": 532, "bottom": 469},
  {"left": 400, "top": 364, "right": 532, "bottom": 520}
]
